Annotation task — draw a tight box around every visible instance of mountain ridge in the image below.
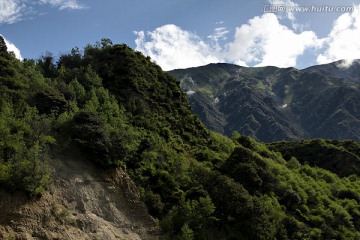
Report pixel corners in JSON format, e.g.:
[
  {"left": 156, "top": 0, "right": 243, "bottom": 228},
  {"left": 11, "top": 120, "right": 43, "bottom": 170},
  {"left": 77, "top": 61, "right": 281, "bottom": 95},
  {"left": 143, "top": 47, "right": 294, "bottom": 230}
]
[{"left": 170, "top": 60, "right": 360, "bottom": 142}]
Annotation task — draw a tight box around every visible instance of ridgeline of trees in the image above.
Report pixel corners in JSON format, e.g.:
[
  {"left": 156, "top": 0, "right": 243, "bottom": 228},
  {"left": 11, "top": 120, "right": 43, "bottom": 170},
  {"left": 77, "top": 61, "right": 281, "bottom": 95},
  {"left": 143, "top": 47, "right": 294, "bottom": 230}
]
[{"left": 2, "top": 37, "right": 360, "bottom": 239}]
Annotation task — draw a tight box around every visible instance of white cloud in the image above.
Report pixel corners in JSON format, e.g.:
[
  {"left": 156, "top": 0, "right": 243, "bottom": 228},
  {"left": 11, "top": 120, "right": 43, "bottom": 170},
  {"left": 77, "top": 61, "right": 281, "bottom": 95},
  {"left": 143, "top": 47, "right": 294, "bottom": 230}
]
[
  {"left": 135, "top": 14, "right": 322, "bottom": 70},
  {"left": 227, "top": 13, "right": 322, "bottom": 67},
  {"left": 207, "top": 26, "right": 229, "bottom": 53},
  {"left": 208, "top": 27, "right": 229, "bottom": 42},
  {"left": 135, "top": 24, "right": 222, "bottom": 71},
  {"left": 0, "top": 0, "right": 25, "bottom": 24},
  {"left": 336, "top": 59, "right": 358, "bottom": 69},
  {"left": 1, "top": 35, "right": 22, "bottom": 59},
  {"left": 268, "top": 0, "right": 297, "bottom": 22},
  {"left": 37, "top": 0, "right": 86, "bottom": 10},
  {"left": 317, "top": 5, "right": 360, "bottom": 67},
  {"left": 268, "top": 0, "right": 303, "bottom": 30},
  {"left": 0, "top": 0, "right": 86, "bottom": 25},
  {"left": 135, "top": 4, "right": 360, "bottom": 70}
]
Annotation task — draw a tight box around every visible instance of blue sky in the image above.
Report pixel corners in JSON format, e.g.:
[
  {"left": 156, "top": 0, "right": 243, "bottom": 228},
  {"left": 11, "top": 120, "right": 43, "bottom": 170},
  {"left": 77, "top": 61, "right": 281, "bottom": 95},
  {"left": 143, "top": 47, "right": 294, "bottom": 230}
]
[{"left": 1, "top": 0, "right": 360, "bottom": 70}]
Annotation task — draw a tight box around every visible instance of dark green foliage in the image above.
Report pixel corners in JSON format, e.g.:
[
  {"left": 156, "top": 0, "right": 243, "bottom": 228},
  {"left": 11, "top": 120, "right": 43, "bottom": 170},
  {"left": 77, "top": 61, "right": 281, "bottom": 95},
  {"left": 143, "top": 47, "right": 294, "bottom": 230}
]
[
  {"left": 0, "top": 101, "right": 52, "bottom": 196},
  {"left": 178, "top": 224, "right": 194, "bottom": 240},
  {"left": 3, "top": 40, "right": 360, "bottom": 239},
  {"left": 0, "top": 36, "right": 10, "bottom": 58},
  {"left": 57, "top": 47, "right": 83, "bottom": 70},
  {"left": 268, "top": 139, "right": 360, "bottom": 177},
  {"left": 32, "top": 87, "right": 68, "bottom": 114},
  {"left": 82, "top": 43, "right": 210, "bottom": 143},
  {"left": 0, "top": 53, "right": 53, "bottom": 196},
  {"left": 221, "top": 145, "right": 277, "bottom": 193},
  {"left": 37, "top": 53, "right": 57, "bottom": 79},
  {"left": 161, "top": 195, "right": 216, "bottom": 239},
  {"left": 213, "top": 135, "right": 360, "bottom": 239},
  {"left": 0, "top": 57, "right": 26, "bottom": 102},
  {"left": 70, "top": 111, "right": 111, "bottom": 167},
  {"left": 0, "top": 36, "right": 7, "bottom": 52},
  {"left": 192, "top": 166, "right": 284, "bottom": 240},
  {"left": 143, "top": 189, "right": 165, "bottom": 217}
]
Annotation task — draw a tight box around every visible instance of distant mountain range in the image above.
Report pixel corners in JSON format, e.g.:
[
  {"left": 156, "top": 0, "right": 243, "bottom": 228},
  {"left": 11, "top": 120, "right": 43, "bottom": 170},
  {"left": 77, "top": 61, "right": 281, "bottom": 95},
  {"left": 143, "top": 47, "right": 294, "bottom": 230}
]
[{"left": 170, "top": 60, "right": 360, "bottom": 142}]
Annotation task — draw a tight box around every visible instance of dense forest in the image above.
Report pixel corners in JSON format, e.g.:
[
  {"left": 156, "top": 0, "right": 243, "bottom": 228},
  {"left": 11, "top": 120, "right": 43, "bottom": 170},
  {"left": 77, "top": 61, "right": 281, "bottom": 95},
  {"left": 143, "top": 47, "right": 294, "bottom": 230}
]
[{"left": 2, "top": 36, "right": 360, "bottom": 239}]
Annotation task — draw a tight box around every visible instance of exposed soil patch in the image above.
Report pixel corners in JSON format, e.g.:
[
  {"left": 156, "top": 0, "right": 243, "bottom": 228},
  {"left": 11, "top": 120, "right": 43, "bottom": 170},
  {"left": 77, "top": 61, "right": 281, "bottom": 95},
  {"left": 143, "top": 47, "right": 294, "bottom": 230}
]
[{"left": 0, "top": 153, "right": 162, "bottom": 240}]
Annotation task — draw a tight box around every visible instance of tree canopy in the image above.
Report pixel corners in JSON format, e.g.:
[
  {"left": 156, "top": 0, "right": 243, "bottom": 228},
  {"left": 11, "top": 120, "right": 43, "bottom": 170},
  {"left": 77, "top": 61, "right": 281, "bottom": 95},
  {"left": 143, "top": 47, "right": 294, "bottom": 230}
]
[{"left": 1, "top": 39, "right": 360, "bottom": 239}]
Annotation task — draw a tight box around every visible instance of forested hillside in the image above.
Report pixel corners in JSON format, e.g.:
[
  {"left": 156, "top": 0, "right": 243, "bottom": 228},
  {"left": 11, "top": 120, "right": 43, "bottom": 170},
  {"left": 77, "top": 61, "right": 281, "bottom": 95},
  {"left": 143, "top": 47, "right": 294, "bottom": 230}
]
[{"left": 2, "top": 36, "right": 360, "bottom": 239}]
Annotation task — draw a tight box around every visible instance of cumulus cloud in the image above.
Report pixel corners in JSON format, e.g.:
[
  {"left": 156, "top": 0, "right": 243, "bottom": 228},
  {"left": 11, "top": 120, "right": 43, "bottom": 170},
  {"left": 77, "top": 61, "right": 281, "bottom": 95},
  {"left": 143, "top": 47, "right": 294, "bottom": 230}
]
[
  {"left": 1, "top": 35, "right": 22, "bottom": 59},
  {"left": 317, "top": 5, "right": 360, "bottom": 67},
  {"left": 227, "top": 13, "right": 322, "bottom": 67},
  {"left": 135, "top": 14, "right": 322, "bottom": 70},
  {"left": 135, "top": 3, "right": 360, "bottom": 70},
  {"left": 135, "top": 24, "right": 222, "bottom": 70}
]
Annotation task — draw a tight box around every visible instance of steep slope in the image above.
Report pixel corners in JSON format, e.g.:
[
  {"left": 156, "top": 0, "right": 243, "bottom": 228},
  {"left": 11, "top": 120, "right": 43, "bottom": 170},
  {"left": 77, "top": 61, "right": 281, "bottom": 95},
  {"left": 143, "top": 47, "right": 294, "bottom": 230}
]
[
  {"left": 4, "top": 37, "right": 360, "bottom": 239},
  {"left": 0, "top": 153, "right": 160, "bottom": 239},
  {"left": 268, "top": 139, "right": 360, "bottom": 177},
  {"left": 303, "top": 60, "right": 360, "bottom": 82},
  {"left": 0, "top": 38, "right": 229, "bottom": 239},
  {"left": 81, "top": 43, "right": 210, "bottom": 144},
  {"left": 170, "top": 61, "right": 360, "bottom": 142}
]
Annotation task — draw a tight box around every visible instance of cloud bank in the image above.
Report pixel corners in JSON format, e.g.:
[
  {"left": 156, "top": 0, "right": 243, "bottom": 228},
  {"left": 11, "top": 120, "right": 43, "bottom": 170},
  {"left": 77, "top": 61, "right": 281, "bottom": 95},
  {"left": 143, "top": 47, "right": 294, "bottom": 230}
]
[
  {"left": 135, "top": 4, "right": 360, "bottom": 70},
  {"left": 135, "top": 14, "right": 321, "bottom": 70}
]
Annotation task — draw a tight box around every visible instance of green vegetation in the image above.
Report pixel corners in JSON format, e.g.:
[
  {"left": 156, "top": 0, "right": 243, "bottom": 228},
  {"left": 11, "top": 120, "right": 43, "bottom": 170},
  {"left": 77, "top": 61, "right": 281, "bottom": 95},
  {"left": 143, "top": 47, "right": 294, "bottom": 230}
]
[
  {"left": 2, "top": 37, "right": 360, "bottom": 239},
  {"left": 170, "top": 63, "right": 360, "bottom": 142},
  {"left": 268, "top": 139, "right": 360, "bottom": 177}
]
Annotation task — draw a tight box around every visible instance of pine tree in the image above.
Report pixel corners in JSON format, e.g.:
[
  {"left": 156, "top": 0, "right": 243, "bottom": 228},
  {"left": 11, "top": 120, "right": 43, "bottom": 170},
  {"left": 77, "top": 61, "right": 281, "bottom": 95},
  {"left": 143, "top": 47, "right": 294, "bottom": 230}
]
[{"left": 0, "top": 35, "right": 7, "bottom": 53}]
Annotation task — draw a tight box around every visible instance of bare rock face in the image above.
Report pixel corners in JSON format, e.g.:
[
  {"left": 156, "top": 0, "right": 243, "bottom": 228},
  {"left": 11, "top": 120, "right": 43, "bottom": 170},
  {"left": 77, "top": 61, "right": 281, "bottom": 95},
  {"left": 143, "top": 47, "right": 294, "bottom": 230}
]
[{"left": 0, "top": 153, "right": 162, "bottom": 240}]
